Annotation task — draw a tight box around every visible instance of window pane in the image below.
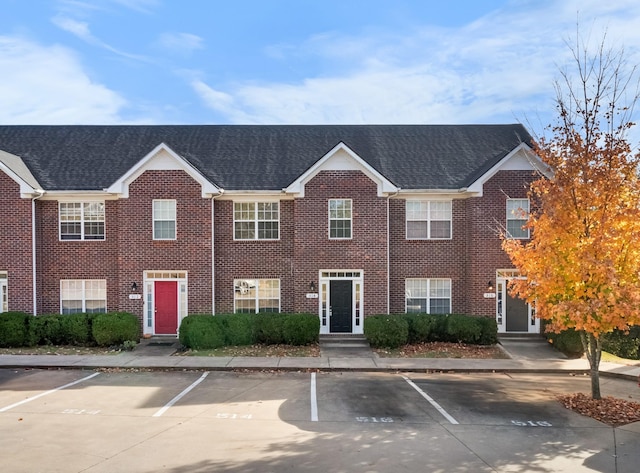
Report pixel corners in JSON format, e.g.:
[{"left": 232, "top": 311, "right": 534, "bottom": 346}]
[
  {"left": 407, "top": 221, "right": 428, "bottom": 239},
  {"left": 406, "top": 201, "right": 428, "bottom": 220},
  {"left": 430, "top": 221, "right": 451, "bottom": 239},
  {"left": 507, "top": 220, "right": 528, "bottom": 239},
  {"left": 429, "top": 299, "right": 450, "bottom": 314},
  {"left": 257, "top": 221, "right": 278, "bottom": 239},
  {"left": 154, "top": 221, "right": 176, "bottom": 239},
  {"left": 61, "top": 300, "right": 83, "bottom": 314},
  {"left": 60, "top": 222, "right": 82, "bottom": 240},
  {"left": 235, "top": 222, "right": 255, "bottom": 239},
  {"left": 330, "top": 220, "right": 351, "bottom": 238},
  {"left": 407, "top": 299, "right": 427, "bottom": 313}
]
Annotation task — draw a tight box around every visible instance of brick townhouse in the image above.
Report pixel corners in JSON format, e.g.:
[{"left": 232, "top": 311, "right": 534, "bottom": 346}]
[{"left": 0, "top": 125, "right": 545, "bottom": 337}]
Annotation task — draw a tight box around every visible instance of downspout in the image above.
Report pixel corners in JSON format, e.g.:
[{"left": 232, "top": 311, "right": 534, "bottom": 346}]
[
  {"left": 386, "top": 188, "right": 400, "bottom": 314},
  {"left": 211, "top": 189, "right": 225, "bottom": 315},
  {"left": 31, "top": 189, "right": 45, "bottom": 315}
]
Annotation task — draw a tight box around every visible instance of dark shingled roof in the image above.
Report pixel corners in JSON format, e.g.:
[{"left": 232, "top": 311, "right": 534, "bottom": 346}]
[{"left": 0, "top": 124, "right": 532, "bottom": 191}]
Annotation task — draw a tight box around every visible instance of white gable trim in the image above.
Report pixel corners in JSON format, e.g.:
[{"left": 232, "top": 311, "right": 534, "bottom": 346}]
[
  {"left": 465, "top": 143, "right": 547, "bottom": 197},
  {"left": 106, "top": 143, "right": 221, "bottom": 198},
  {"left": 284, "top": 142, "right": 399, "bottom": 197},
  {"left": 0, "top": 150, "right": 42, "bottom": 197}
]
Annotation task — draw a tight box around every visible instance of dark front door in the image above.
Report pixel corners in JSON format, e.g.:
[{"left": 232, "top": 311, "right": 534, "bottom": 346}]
[
  {"left": 505, "top": 292, "right": 528, "bottom": 332},
  {"left": 155, "top": 281, "right": 178, "bottom": 335},
  {"left": 330, "top": 280, "right": 352, "bottom": 333}
]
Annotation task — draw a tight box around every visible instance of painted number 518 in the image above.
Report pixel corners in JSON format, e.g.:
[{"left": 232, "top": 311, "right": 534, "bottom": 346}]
[{"left": 511, "top": 420, "right": 552, "bottom": 427}]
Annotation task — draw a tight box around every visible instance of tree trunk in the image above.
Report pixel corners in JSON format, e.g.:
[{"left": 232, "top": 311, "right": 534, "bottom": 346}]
[{"left": 580, "top": 331, "right": 602, "bottom": 399}]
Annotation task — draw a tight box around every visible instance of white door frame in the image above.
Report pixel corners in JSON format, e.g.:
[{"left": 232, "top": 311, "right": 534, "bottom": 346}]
[
  {"left": 143, "top": 271, "right": 188, "bottom": 336},
  {"left": 0, "top": 272, "right": 7, "bottom": 313},
  {"left": 318, "top": 270, "right": 364, "bottom": 335},
  {"left": 495, "top": 270, "right": 539, "bottom": 333}
]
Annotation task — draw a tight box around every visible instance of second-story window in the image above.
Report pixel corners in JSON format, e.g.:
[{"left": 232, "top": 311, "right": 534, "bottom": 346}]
[
  {"left": 506, "top": 199, "right": 530, "bottom": 239},
  {"left": 153, "top": 199, "right": 176, "bottom": 240},
  {"left": 234, "top": 202, "right": 279, "bottom": 240},
  {"left": 59, "top": 202, "right": 105, "bottom": 240},
  {"left": 406, "top": 200, "right": 452, "bottom": 239},
  {"left": 329, "top": 199, "right": 352, "bottom": 239}
]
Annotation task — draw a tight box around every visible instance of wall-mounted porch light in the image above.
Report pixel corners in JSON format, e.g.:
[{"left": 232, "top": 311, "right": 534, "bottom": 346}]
[{"left": 309, "top": 281, "right": 316, "bottom": 292}]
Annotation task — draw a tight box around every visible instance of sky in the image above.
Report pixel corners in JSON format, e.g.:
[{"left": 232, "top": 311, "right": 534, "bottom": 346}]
[{"left": 1, "top": 0, "right": 640, "bottom": 140}]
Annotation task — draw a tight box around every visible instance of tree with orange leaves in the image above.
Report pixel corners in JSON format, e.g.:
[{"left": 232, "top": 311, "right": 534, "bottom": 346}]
[{"left": 503, "top": 33, "right": 640, "bottom": 399}]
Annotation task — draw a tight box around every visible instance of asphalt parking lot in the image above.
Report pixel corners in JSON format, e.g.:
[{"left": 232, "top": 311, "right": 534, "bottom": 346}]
[{"left": 0, "top": 369, "right": 638, "bottom": 473}]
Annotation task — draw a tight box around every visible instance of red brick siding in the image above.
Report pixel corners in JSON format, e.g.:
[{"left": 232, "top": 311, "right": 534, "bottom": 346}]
[
  {"left": 118, "top": 170, "right": 212, "bottom": 322},
  {"left": 389, "top": 198, "right": 469, "bottom": 314},
  {"left": 293, "top": 171, "right": 388, "bottom": 316},
  {"left": 213, "top": 199, "right": 294, "bottom": 313},
  {"left": 466, "top": 170, "right": 537, "bottom": 316},
  {"left": 0, "top": 172, "right": 33, "bottom": 312}
]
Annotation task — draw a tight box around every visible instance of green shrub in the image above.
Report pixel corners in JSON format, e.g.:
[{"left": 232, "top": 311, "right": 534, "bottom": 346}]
[
  {"left": 429, "top": 314, "right": 450, "bottom": 341},
  {"left": 602, "top": 327, "right": 640, "bottom": 360},
  {"left": 61, "top": 313, "right": 93, "bottom": 345},
  {"left": 445, "top": 314, "right": 482, "bottom": 344},
  {"left": 219, "top": 313, "right": 255, "bottom": 346},
  {"left": 254, "top": 313, "right": 287, "bottom": 345},
  {"left": 404, "top": 314, "right": 438, "bottom": 343},
  {"left": 30, "top": 314, "right": 62, "bottom": 345},
  {"left": 283, "top": 313, "right": 320, "bottom": 345},
  {"left": 546, "top": 329, "right": 584, "bottom": 357},
  {"left": 364, "top": 315, "right": 408, "bottom": 348},
  {"left": 0, "top": 311, "right": 31, "bottom": 347},
  {"left": 476, "top": 317, "right": 498, "bottom": 345},
  {"left": 92, "top": 312, "right": 140, "bottom": 347},
  {"left": 179, "top": 315, "right": 225, "bottom": 349}
]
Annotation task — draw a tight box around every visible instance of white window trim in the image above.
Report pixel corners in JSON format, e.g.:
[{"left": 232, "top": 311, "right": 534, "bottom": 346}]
[
  {"left": 233, "top": 201, "right": 280, "bottom": 241},
  {"left": 328, "top": 198, "right": 353, "bottom": 240},
  {"left": 506, "top": 198, "right": 530, "bottom": 239},
  {"left": 405, "top": 278, "right": 452, "bottom": 314},
  {"left": 60, "top": 279, "right": 107, "bottom": 314},
  {"left": 405, "top": 200, "right": 452, "bottom": 240},
  {"left": 233, "top": 278, "right": 281, "bottom": 313},
  {"left": 59, "top": 202, "right": 106, "bottom": 241},
  {"left": 153, "top": 199, "right": 177, "bottom": 240},
  {"left": 0, "top": 272, "right": 7, "bottom": 313}
]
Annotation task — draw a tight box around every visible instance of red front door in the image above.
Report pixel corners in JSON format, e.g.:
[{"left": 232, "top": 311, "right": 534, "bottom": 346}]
[{"left": 155, "top": 281, "right": 178, "bottom": 334}]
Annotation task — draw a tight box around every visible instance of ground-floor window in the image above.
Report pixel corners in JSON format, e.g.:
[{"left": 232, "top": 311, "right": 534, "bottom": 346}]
[
  {"left": 234, "top": 279, "right": 280, "bottom": 313},
  {"left": 60, "top": 279, "right": 107, "bottom": 314},
  {"left": 0, "top": 272, "right": 7, "bottom": 312},
  {"left": 405, "top": 278, "right": 451, "bottom": 314}
]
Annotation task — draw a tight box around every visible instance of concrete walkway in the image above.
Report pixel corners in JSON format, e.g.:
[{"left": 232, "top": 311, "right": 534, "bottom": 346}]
[{"left": 0, "top": 337, "right": 638, "bottom": 382}]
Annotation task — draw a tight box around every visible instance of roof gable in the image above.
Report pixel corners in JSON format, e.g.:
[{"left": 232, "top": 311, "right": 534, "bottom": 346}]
[
  {"left": 0, "top": 149, "right": 42, "bottom": 196},
  {"left": 285, "top": 142, "right": 399, "bottom": 197},
  {"left": 106, "top": 143, "right": 220, "bottom": 198}
]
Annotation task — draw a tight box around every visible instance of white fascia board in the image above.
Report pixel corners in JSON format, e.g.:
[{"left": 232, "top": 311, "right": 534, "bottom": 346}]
[
  {"left": 284, "top": 142, "right": 399, "bottom": 197},
  {"left": 465, "top": 143, "right": 545, "bottom": 197},
  {"left": 0, "top": 150, "right": 43, "bottom": 197},
  {"left": 35, "top": 190, "right": 120, "bottom": 201},
  {"left": 216, "top": 190, "right": 294, "bottom": 201},
  {"left": 106, "top": 142, "right": 221, "bottom": 198},
  {"left": 394, "top": 189, "right": 472, "bottom": 200}
]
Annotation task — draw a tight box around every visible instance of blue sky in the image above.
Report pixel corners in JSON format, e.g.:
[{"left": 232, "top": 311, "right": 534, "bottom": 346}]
[{"left": 1, "top": 0, "right": 639, "bottom": 138}]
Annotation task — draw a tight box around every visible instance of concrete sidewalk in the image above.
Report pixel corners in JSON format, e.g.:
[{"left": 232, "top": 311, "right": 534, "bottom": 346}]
[{"left": 0, "top": 337, "right": 638, "bottom": 382}]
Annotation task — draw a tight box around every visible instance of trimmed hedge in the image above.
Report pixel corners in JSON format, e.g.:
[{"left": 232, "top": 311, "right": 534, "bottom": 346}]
[
  {"left": 179, "top": 314, "right": 225, "bottom": 350},
  {"left": 0, "top": 311, "right": 31, "bottom": 347},
  {"left": 178, "top": 313, "right": 319, "bottom": 350},
  {"left": 602, "top": 327, "right": 640, "bottom": 360},
  {"left": 364, "top": 313, "right": 498, "bottom": 348},
  {"left": 0, "top": 311, "right": 137, "bottom": 348},
  {"left": 92, "top": 312, "right": 140, "bottom": 347},
  {"left": 364, "top": 315, "right": 409, "bottom": 348},
  {"left": 545, "top": 329, "right": 584, "bottom": 357}
]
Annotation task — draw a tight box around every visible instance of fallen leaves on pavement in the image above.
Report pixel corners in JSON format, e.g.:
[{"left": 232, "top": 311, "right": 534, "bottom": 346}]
[{"left": 374, "top": 342, "right": 509, "bottom": 359}]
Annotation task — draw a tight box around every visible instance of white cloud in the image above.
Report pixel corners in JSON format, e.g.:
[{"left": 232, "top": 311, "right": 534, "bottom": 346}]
[
  {"left": 0, "top": 36, "right": 127, "bottom": 124},
  {"left": 193, "top": 0, "right": 640, "bottom": 132},
  {"left": 156, "top": 32, "right": 204, "bottom": 56}
]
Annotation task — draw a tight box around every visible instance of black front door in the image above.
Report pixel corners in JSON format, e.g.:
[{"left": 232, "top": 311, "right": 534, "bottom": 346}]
[
  {"left": 505, "top": 292, "right": 528, "bottom": 332},
  {"left": 329, "top": 280, "right": 352, "bottom": 333}
]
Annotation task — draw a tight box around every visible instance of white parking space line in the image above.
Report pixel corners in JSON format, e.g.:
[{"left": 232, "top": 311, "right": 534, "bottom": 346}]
[
  {"left": 310, "top": 372, "right": 318, "bottom": 422},
  {"left": 0, "top": 372, "right": 101, "bottom": 413},
  {"left": 152, "top": 372, "right": 209, "bottom": 417},
  {"left": 403, "top": 376, "right": 459, "bottom": 425}
]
